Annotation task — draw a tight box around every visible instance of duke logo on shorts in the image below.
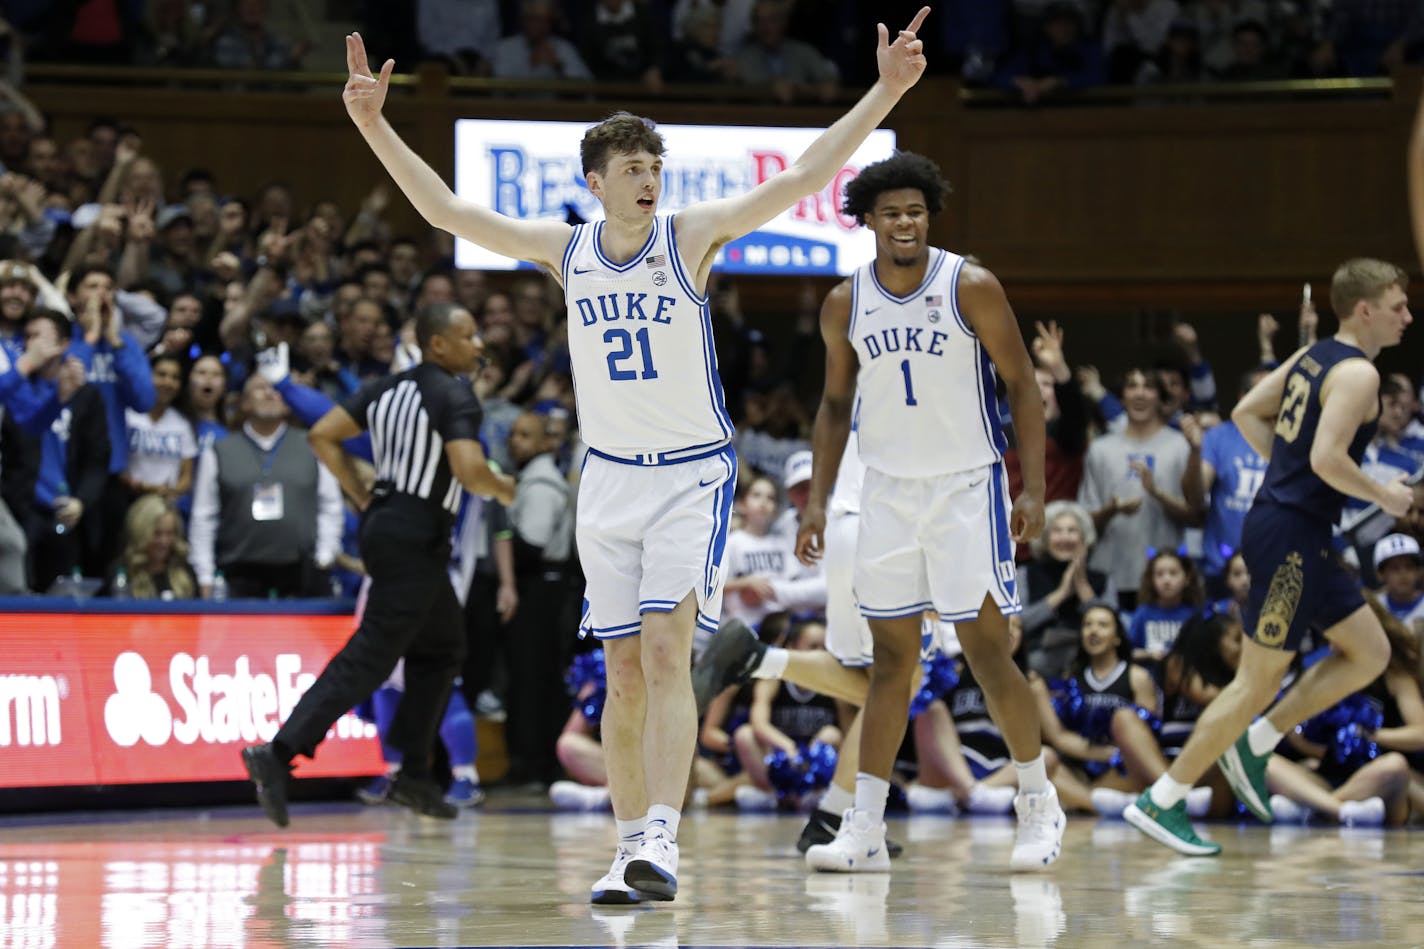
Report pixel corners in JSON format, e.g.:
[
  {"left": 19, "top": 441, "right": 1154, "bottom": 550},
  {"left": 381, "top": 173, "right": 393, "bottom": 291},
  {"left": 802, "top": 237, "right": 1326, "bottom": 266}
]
[
  {"left": 564, "top": 214, "right": 737, "bottom": 641},
  {"left": 847, "top": 248, "right": 1020, "bottom": 623}
]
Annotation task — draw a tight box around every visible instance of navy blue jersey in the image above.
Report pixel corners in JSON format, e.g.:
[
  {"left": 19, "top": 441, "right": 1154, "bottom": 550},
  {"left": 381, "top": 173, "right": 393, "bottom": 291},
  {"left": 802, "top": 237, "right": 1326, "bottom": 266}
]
[{"left": 1254, "top": 338, "right": 1377, "bottom": 523}]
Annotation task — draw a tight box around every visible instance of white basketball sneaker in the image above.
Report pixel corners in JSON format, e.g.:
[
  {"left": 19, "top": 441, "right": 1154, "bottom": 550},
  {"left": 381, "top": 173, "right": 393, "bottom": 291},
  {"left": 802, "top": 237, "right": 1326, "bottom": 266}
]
[
  {"left": 1010, "top": 785, "right": 1065, "bottom": 872},
  {"left": 624, "top": 828, "right": 679, "bottom": 901},
  {"left": 805, "top": 808, "right": 892, "bottom": 872},
  {"left": 590, "top": 843, "right": 640, "bottom": 906}
]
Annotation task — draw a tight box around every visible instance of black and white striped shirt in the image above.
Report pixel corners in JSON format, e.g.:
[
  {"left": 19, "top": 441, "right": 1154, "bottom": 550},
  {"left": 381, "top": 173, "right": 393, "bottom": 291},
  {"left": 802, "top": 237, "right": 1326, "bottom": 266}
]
[{"left": 342, "top": 363, "right": 483, "bottom": 520}]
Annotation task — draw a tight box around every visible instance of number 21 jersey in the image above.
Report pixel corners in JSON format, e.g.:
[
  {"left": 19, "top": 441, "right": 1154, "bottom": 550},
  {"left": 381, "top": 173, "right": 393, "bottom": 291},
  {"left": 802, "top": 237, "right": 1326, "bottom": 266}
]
[
  {"left": 562, "top": 214, "right": 733, "bottom": 460},
  {"left": 849, "top": 248, "right": 1007, "bottom": 477}
]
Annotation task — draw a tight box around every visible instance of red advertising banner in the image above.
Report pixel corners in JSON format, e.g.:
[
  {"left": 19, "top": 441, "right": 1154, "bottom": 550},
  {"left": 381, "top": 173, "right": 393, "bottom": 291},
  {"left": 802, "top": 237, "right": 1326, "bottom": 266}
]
[{"left": 0, "top": 612, "right": 384, "bottom": 788}]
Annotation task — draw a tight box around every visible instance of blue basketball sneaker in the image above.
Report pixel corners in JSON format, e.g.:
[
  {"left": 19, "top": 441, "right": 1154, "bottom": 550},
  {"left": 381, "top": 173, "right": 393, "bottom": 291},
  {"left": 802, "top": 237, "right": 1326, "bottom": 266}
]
[
  {"left": 356, "top": 773, "right": 395, "bottom": 805},
  {"left": 445, "top": 777, "right": 486, "bottom": 808}
]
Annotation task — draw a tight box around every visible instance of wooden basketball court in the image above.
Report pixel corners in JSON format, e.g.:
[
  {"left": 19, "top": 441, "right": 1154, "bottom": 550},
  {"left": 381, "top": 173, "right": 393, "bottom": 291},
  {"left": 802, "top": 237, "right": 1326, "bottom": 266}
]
[{"left": 1, "top": 798, "right": 1419, "bottom": 948}]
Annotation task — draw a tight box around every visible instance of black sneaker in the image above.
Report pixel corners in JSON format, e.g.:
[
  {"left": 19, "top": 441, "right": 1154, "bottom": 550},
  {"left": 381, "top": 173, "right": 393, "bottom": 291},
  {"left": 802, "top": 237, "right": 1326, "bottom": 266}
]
[
  {"left": 390, "top": 773, "right": 459, "bottom": 819},
  {"left": 242, "top": 744, "right": 292, "bottom": 828},
  {"left": 796, "top": 807, "right": 904, "bottom": 858},
  {"left": 692, "top": 619, "right": 766, "bottom": 716}
]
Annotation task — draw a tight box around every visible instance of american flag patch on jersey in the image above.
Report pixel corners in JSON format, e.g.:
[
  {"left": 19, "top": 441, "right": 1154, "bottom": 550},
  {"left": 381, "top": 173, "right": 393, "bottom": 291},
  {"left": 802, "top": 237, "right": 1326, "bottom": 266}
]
[
  {"left": 925, "top": 294, "right": 942, "bottom": 307},
  {"left": 645, "top": 254, "right": 667, "bottom": 268}
]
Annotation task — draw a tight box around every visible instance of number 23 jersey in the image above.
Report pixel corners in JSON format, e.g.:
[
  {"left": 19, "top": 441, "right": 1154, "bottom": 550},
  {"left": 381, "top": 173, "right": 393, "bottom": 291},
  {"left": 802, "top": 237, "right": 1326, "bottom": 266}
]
[
  {"left": 1255, "top": 337, "right": 1377, "bottom": 524},
  {"left": 562, "top": 214, "right": 733, "bottom": 460},
  {"left": 849, "top": 248, "right": 1007, "bottom": 478}
]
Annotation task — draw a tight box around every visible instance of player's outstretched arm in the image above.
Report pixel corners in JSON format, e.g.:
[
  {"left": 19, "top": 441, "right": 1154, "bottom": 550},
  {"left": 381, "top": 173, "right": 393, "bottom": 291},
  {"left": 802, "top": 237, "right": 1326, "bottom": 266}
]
[
  {"left": 675, "top": 8, "right": 930, "bottom": 271},
  {"left": 796, "top": 281, "right": 857, "bottom": 567},
  {"left": 343, "top": 33, "right": 569, "bottom": 271},
  {"left": 1410, "top": 81, "right": 1424, "bottom": 275}
]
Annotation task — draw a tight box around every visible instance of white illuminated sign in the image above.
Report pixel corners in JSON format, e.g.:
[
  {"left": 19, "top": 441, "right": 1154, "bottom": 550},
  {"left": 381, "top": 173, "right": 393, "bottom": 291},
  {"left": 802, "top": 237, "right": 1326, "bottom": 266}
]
[{"left": 454, "top": 118, "right": 896, "bottom": 276}]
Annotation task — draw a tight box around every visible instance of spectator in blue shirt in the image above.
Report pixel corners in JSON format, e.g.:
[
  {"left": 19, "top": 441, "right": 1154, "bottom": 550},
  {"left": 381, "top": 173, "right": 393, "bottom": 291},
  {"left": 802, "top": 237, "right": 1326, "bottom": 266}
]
[
  {"left": 1128, "top": 550, "right": 1203, "bottom": 664},
  {"left": 1182, "top": 368, "right": 1270, "bottom": 596}
]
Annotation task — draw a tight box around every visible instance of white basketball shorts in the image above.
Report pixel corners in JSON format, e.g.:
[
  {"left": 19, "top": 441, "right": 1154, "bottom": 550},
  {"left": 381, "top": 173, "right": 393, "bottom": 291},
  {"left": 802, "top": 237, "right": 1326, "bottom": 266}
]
[
  {"left": 854, "top": 460, "right": 1021, "bottom": 624},
  {"left": 824, "top": 509, "right": 873, "bottom": 667},
  {"left": 576, "top": 443, "right": 737, "bottom": 642}
]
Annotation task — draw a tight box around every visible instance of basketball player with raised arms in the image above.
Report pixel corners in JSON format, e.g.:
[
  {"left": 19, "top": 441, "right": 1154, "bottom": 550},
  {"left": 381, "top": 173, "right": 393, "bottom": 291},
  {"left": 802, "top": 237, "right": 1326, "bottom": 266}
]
[
  {"left": 1126, "top": 259, "right": 1414, "bottom": 855},
  {"left": 794, "top": 151, "right": 1064, "bottom": 873},
  {"left": 341, "top": 8, "right": 930, "bottom": 905}
]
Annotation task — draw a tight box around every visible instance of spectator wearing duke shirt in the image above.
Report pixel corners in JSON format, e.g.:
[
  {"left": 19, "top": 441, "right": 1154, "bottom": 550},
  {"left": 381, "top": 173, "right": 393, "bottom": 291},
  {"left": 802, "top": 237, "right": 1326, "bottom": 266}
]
[
  {"left": 121, "top": 353, "right": 197, "bottom": 503},
  {"left": 1374, "top": 533, "right": 1424, "bottom": 632},
  {"left": 1181, "top": 369, "right": 1269, "bottom": 598},
  {"left": 189, "top": 373, "right": 343, "bottom": 599}
]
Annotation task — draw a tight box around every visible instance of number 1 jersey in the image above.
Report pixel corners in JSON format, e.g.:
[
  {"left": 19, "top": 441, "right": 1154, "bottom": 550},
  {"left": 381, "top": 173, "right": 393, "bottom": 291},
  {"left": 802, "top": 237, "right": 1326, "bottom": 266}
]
[
  {"left": 849, "top": 248, "right": 1007, "bottom": 478},
  {"left": 562, "top": 213, "right": 733, "bottom": 460}
]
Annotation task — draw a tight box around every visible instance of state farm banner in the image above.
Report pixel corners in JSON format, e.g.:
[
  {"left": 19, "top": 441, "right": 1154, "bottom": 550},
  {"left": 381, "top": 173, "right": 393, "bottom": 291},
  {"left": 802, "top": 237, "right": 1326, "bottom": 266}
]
[
  {"left": 454, "top": 118, "right": 897, "bottom": 276},
  {"left": 0, "top": 611, "right": 382, "bottom": 789}
]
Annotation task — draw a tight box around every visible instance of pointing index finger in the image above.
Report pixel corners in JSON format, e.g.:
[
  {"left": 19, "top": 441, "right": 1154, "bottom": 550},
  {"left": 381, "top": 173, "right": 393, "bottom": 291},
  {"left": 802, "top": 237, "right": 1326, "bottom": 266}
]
[{"left": 905, "top": 6, "right": 930, "bottom": 36}]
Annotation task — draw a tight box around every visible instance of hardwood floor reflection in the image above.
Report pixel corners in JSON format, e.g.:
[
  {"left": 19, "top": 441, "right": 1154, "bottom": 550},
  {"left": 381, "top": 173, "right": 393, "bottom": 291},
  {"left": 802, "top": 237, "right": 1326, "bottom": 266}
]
[{"left": 0, "top": 801, "right": 1419, "bottom": 947}]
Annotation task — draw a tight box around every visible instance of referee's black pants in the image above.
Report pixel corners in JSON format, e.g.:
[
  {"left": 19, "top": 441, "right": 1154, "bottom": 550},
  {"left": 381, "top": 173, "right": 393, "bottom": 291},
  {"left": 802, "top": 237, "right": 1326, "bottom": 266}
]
[{"left": 276, "top": 501, "right": 465, "bottom": 778}]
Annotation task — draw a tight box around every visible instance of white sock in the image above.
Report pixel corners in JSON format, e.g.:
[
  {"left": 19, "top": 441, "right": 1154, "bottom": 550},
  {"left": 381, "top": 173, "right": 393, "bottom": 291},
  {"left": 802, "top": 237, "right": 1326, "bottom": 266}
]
[
  {"left": 1247, "top": 718, "right": 1285, "bottom": 757},
  {"left": 616, "top": 816, "right": 645, "bottom": 844},
  {"left": 820, "top": 782, "right": 854, "bottom": 815},
  {"left": 854, "top": 773, "right": 890, "bottom": 823},
  {"left": 1148, "top": 774, "right": 1191, "bottom": 810},
  {"left": 1013, "top": 754, "right": 1049, "bottom": 794},
  {"left": 384, "top": 761, "right": 402, "bottom": 775},
  {"left": 752, "top": 646, "right": 789, "bottom": 679},
  {"left": 452, "top": 764, "right": 479, "bottom": 783},
  {"left": 646, "top": 803, "right": 680, "bottom": 838}
]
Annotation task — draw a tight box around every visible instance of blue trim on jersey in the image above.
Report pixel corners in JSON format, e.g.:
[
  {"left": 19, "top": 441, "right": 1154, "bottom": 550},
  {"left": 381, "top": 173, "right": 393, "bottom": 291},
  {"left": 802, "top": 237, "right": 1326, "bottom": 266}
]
[
  {"left": 665, "top": 215, "right": 732, "bottom": 439},
  {"left": 696, "top": 611, "right": 720, "bottom": 634},
  {"left": 703, "top": 445, "right": 738, "bottom": 600},
  {"left": 846, "top": 270, "right": 862, "bottom": 341},
  {"left": 860, "top": 601, "right": 934, "bottom": 619},
  {"left": 587, "top": 438, "right": 731, "bottom": 467},
  {"left": 868, "top": 248, "right": 947, "bottom": 304},
  {"left": 640, "top": 599, "right": 683, "bottom": 613},
  {"left": 594, "top": 624, "right": 644, "bottom": 640},
  {"left": 969, "top": 338, "right": 994, "bottom": 451},
  {"left": 560, "top": 224, "right": 582, "bottom": 288},
  {"left": 666, "top": 215, "right": 710, "bottom": 306},
  {"left": 980, "top": 348, "right": 1007, "bottom": 455},
  {"left": 591, "top": 217, "right": 660, "bottom": 273},
  {"left": 946, "top": 254, "right": 973, "bottom": 338},
  {"left": 987, "top": 461, "right": 1019, "bottom": 607}
]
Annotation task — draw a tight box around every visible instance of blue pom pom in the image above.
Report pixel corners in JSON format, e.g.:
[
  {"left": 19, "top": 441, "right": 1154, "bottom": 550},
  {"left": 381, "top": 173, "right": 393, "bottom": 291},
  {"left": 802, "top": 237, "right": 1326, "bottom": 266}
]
[
  {"left": 566, "top": 649, "right": 608, "bottom": 729},
  {"left": 910, "top": 654, "right": 960, "bottom": 719},
  {"left": 766, "top": 741, "right": 840, "bottom": 800}
]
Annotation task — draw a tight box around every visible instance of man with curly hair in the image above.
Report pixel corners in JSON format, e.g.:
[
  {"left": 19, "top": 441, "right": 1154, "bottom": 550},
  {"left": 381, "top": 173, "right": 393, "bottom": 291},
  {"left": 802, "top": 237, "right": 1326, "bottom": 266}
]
[{"left": 797, "top": 150, "right": 1062, "bottom": 872}]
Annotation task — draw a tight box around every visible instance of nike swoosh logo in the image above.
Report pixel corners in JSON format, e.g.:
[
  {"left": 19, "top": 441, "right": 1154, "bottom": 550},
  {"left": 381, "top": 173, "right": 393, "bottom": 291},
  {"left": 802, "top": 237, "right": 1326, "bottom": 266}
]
[
  {"left": 867, "top": 848, "right": 881, "bottom": 857},
  {"left": 698, "top": 475, "right": 720, "bottom": 487},
  {"left": 865, "top": 307, "right": 881, "bottom": 315},
  {"left": 573, "top": 267, "right": 595, "bottom": 275}
]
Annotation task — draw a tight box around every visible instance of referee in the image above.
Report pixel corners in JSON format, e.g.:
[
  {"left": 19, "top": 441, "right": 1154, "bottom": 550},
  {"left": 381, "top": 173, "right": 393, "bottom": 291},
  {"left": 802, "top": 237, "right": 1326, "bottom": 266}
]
[{"left": 242, "top": 302, "right": 516, "bottom": 825}]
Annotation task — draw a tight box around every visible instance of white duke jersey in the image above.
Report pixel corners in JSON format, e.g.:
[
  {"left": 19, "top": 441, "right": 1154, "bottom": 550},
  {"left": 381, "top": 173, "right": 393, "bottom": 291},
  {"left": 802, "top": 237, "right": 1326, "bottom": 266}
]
[
  {"left": 828, "top": 421, "right": 866, "bottom": 517},
  {"left": 562, "top": 213, "right": 733, "bottom": 461},
  {"left": 849, "top": 248, "right": 1007, "bottom": 477}
]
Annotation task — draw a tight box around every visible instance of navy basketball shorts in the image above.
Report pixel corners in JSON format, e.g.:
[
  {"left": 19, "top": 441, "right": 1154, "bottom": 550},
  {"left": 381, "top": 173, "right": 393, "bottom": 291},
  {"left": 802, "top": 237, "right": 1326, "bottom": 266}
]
[{"left": 1240, "top": 502, "right": 1364, "bottom": 652}]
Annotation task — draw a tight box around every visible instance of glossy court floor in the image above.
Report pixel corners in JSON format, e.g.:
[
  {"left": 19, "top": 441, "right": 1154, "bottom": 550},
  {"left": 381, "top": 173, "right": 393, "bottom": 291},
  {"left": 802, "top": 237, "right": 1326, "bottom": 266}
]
[{"left": 2, "top": 799, "right": 1422, "bottom": 949}]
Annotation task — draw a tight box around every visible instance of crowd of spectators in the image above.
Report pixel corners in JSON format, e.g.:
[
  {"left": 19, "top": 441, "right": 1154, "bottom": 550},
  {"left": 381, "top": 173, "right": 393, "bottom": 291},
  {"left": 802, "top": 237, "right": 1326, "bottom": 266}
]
[
  {"left": 0, "top": 34, "right": 1420, "bottom": 810},
  {"left": 5, "top": 1, "right": 1423, "bottom": 106}
]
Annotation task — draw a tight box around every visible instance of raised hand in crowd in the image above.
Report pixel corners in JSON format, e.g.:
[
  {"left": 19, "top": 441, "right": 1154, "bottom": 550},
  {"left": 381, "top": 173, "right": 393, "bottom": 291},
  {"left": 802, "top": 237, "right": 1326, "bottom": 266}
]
[
  {"left": 56, "top": 356, "right": 85, "bottom": 403},
  {"left": 1075, "top": 364, "right": 1107, "bottom": 403},
  {"left": 1032, "top": 319, "right": 1071, "bottom": 383},
  {"left": 1298, "top": 289, "right": 1318, "bottom": 347},
  {"left": 1257, "top": 312, "right": 1279, "bottom": 365},
  {"left": 1170, "top": 321, "right": 1201, "bottom": 364}
]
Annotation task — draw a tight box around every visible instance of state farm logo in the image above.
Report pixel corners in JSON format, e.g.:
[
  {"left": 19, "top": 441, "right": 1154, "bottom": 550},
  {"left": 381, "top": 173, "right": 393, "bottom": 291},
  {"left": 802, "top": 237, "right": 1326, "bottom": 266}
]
[
  {"left": 104, "top": 651, "right": 319, "bottom": 747},
  {"left": 0, "top": 674, "right": 67, "bottom": 747}
]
